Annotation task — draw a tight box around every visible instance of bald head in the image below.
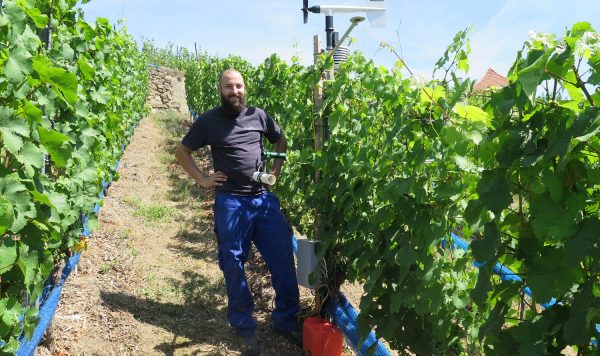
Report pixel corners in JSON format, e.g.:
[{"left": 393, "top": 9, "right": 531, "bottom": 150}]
[
  {"left": 218, "top": 69, "right": 246, "bottom": 113},
  {"left": 218, "top": 69, "right": 244, "bottom": 87}
]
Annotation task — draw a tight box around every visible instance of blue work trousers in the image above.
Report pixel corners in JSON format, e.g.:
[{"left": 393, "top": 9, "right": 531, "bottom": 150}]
[{"left": 213, "top": 192, "right": 300, "bottom": 337}]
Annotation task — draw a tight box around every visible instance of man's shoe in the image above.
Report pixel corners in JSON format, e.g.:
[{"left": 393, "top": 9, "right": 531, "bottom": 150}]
[
  {"left": 273, "top": 328, "right": 303, "bottom": 348},
  {"left": 238, "top": 334, "right": 261, "bottom": 356}
]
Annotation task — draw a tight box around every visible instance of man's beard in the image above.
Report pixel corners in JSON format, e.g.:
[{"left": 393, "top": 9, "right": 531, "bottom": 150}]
[{"left": 220, "top": 93, "right": 246, "bottom": 114}]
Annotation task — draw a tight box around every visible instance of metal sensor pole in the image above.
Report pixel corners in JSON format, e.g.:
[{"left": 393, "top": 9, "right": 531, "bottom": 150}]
[
  {"left": 325, "top": 15, "right": 334, "bottom": 50},
  {"left": 328, "top": 16, "right": 365, "bottom": 59}
]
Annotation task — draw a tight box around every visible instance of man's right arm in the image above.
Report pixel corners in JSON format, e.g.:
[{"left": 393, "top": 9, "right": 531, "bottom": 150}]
[{"left": 175, "top": 144, "right": 227, "bottom": 188}]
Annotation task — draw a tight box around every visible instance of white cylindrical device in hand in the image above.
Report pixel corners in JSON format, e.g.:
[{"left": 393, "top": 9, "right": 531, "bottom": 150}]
[{"left": 252, "top": 171, "right": 276, "bottom": 185}]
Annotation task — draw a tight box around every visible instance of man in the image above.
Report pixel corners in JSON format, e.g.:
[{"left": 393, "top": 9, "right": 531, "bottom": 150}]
[{"left": 175, "top": 69, "right": 301, "bottom": 355}]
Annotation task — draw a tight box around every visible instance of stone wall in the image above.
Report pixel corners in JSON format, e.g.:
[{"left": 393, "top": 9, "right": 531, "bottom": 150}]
[{"left": 146, "top": 66, "right": 188, "bottom": 113}]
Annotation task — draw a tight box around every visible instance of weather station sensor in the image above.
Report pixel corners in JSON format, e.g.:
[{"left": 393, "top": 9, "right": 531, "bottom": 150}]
[
  {"left": 301, "top": 0, "right": 386, "bottom": 67},
  {"left": 298, "top": 1, "right": 388, "bottom": 288}
]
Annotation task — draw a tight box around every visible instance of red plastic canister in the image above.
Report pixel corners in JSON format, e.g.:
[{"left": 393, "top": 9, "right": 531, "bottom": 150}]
[{"left": 303, "top": 316, "right": 343, "bottom": 356}]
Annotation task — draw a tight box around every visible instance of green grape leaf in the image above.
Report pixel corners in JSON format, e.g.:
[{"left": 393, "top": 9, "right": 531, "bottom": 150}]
[
  {"left": 563, "top": 282, "right": 594, "bottom": 345},
  {"left": 416, "top": 282, "right": 444, "bottom": 314},
  {"left": 0, "top": 109, "right": 29, "bottom": 139},
  {"left": 530, "top": 193, "right": 578, "bottom": 242},
  {"left": 472, "top": 265, "right": 493, "bottom": 306},
  {"left": 490, "top": 281, "right": 521, "bottom": 304},
  {"left": 76, "top": 57, "right": 95, "bottom": 81},
  {"left": 0, "top": 129, "right": 24, "bottom": 154},
  {"left": 23, "top": 7, "right": 48, "bottom": 29},
  {"left": 46, "top": 191, "right": 69, "bottom": 217},
  {"left": 0, "top": 297, "right": 21, "bottom": 326},
  {"left": 496, "top": 128, "right": 529, "bottom": 168},
  {"left": 572, "top": 107, "right": 600, "bottom": 143},
  {"left": 517, "top": 50, "right": 551, "bottom": 99},
  {"left": 0, "top": 195, "right": 15, "bottom": 235},
  {"left": 16, "top": 141, "right": 44, "bottom": 176},
  {"left": 420, "top": 85, "right": 446, "bottom": 105},
  {"left": 476, "top": 170, "right": 512, "bottom": 214},
  {"left": 526, "top": 248, "right": 581, "bottom": 303},
  {"left": 0, "top": 238, "right": 17, "bottom": 274},
  {"left": 29, "top": 189, "right": 53, "bottom": 208},
  {"left": 452, "top": 103, "right": 490, "bottom": 126},
  {"left": 0, "top": 107, "right": 13, "bottom": 127},
  {"left": 61, "top": 43, "right": 75, "bottom": 62},
  {"left": 38, "top": 126, "right": 72, "bottom": 168},
  {"left": 75, "top": 101, "right": 90, "bottom": 118},
  {"left": 512, "top": 315, "right": 550, "bottom": 355},
  {"left": 0, "top": 173, "right": 36, "bottom": 233},
  {"left": 570, "top": 22, "right": 594, "bottom": 37},
  {"left": 565, "top": 218, "right": 600, "bottom": 264},
  {"left": 5, "top": 46, "right": 32, "bottom": 83},
  {"left": 20, "top": 222, "right": 46, "bottom": 250},
  {"left": 90, "top": 85, "right": 112, "bottom": 105},
  {"left": 440, "top": 124, "right": 463, "bottom": 141},
  {"left": 478, "top": 301, "right": 509, "bottom": 342},
  {"left": 466, "top": 128, "right": 483, "bottom": 145},
  {"left": 32, "top": 56, "right": 78, "bottom": 105},
  {"left": 541, "top": 171, "right": 563, "bottom": 203},
  {"left": 471, "top": 222, "right": 499, "bottom": 263},
  {"left": 17, "top": 249, "right": 39, "bottom": 287},
  {"left": 20, "top": 24, "right": 42, "bottom": 52},
  {"left": 457, "top": 57, "right": 469, "bottom": 73},
  {"left": 454, "top": 155, "right": 479, "bottom": 173},
  {"left": 452, "top": 290, "right": 469, "bottom": 308},
  {"left": 3, "top": 1, "right": 26, "bottom": 26},
  {"left": 564, "top": 80, "right": 585, "bottom": 105},
  {"left": 390, "top": 290, "right": 404, "bottom": 313},
  {"left": 76, "top": 165, "right": 98, "bottom": 183},
  {"left": 0, "top": 337, "right": 19, "bottom": 353},
  {"left": 464, "top": 199, "right": 484, "bottom": 229},
  {"left": 22, "top": 100, "right": 42, "bottom": 123},
  {"left": 22, "top": 306, "right": 39, "bottom": 339}
]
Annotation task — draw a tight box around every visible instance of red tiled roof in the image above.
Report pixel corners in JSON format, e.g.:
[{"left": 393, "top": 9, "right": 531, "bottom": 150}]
[{"left": 473, "top": 68, "right": 508, "bottom": 92}]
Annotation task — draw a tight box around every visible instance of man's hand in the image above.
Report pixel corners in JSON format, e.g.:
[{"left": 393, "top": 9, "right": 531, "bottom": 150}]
[
  {"left": 198, "top": 171, "right": 228, "bottom": 188},
  {"left": 176, "top": 144, "right": 228, "bottom": 189}
]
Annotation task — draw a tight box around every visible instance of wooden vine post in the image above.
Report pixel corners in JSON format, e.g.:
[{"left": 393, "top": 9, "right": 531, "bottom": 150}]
[
  {"left": 313, "top": 34, "right": 324, "bottom": 241},
  {"left": 312, "top": 34, "right": 335, "bottom": 314},
  {"left": 312, "top": 34, "right": 334, "bottom": 239}
]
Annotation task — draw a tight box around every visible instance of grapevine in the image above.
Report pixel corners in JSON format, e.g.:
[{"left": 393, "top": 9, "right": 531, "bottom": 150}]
[
  {"left": 180, "top": 22, "right": 600, "bottom": 354},
  {"left": 0, "top": 0, "right": 148, "bottom": 352}
]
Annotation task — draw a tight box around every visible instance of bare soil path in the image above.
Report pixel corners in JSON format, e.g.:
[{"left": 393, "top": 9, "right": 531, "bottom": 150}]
[{"left": 40, "top": 112, "right": 308, "bottom": 355}]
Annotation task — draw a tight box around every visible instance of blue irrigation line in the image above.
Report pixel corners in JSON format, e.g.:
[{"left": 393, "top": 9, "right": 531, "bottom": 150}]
[
  {"left": 16, "top": 253, "right": 82, "bottom": 356},
  {"left": 291, "top": 234, "right": 298, "bottom": 255},
  {"left": 326, "top": 293, "right": 390, "bottom": 355}
]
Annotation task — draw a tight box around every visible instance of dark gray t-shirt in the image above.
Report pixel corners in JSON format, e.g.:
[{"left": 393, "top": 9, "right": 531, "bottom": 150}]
[{"left": 181, "top": 106, "right": 283, "bottom": 195}]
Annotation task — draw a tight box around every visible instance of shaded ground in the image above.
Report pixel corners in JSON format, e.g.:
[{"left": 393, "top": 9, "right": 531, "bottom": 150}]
[{"left": 39, "top": 112, "right": 313, "bottom": 355}]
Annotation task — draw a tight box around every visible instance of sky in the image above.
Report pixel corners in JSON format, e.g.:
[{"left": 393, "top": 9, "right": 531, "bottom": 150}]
[{"left": 80, "top": 0, "right": 600, "bottom": 81}]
